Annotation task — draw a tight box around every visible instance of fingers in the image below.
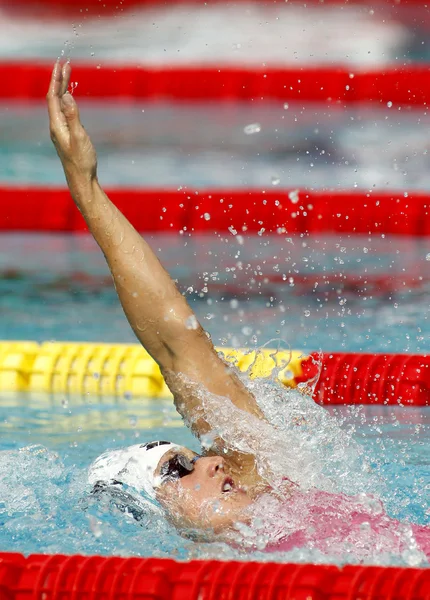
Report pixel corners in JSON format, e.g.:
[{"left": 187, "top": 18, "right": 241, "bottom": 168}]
[
  {"left": 47, "top": 60, "right": 87, "bottom": 157},
  {"left": 47, "top": 59, "right": 62, "bottom": 100},
  {"left": 61, "top": 62, "right": 71, "bottom": 96},
  {"left": 46, "top": 60, "right": 71, "bottom": 101},
  {"left": 46, "top": 61, "right": 62, "bottom": 120},
  {"left": 47, "top": 61, "right": 69, "bottom": 143},
  {"left": 59, "top": 62, "right": 81, "bottom": 132},
  {"left": 61, "top": 92, "right": 83, "bottom": 137}
]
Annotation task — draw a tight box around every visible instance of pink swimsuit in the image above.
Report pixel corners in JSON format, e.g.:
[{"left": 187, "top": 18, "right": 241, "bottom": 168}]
[{"left": 257, "top": 489, "right": 429, "bottom": 561}]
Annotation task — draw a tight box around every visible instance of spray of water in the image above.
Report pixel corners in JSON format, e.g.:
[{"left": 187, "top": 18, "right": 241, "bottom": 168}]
[
  {"left": 178, "top": 340, "right": 381, "bottom": 497},
  {"left": 170, "top": 341, "right": 428, "bottom": 563}
]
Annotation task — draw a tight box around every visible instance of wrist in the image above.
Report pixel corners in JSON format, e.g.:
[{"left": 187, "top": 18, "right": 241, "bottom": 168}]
[{"left": 65, "top": 170, "right": 99, "bottom": 202}]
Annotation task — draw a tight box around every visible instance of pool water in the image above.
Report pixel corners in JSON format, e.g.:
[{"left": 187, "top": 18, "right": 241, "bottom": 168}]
[
  {"left": 0, "top": 393, "right": 195, "bottom": 559},
  {"left": 0, "top": 231, "right": 429, "bottom": 565},
  {"left": 0, "top": 392, "right": 428, "bottom": 564},
  {"left": 1, "top": 233, "right": 429, "bottom": 353},
  {"left": 2, "top": 102, "right": 430, "bottom": 190}
]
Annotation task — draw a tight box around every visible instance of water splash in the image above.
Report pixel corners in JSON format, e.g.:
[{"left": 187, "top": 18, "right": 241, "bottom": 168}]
[
  {"left": 0, "top": 444, "right": 193, "bottom": 558},
  {"left": 182, "top": 341, "right": 380, "bottom": 499}
]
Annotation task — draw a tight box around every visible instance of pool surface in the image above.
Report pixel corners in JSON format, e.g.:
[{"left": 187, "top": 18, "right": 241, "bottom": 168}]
[
  {"left": 0, "top": 392, "right": 428, "bottom": 564},
  {"left": 1, "top": 102, "right": 430, "bottom": 190},
  {"left": 0, "top": 231, "right": 428, "bottom": 564},
  {"left": 1, "top": 233, "right": 429, "bottom": 353}
]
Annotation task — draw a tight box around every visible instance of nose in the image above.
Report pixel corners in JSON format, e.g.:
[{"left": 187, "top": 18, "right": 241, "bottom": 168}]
[{"left": 203, "top": 456, "right": 225, "bottom": 478}]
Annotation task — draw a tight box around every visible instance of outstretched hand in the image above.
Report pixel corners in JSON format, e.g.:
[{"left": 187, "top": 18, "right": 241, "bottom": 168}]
[{"left": 47, "top": 61, "right": 97, "bottom": 183}]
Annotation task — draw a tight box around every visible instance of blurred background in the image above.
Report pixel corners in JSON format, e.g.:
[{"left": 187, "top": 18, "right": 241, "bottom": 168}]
[{"left": 0, "top": 0, "right": 429, "bottom": 352}]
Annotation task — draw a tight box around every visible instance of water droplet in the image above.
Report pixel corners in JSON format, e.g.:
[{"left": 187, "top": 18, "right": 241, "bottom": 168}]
[
  {"left": 185, "top": 315, "right": 199, "bottom": 330},
  {"left": 244, "top": 123, "right": 261, "bottom": 135},
  {"left": 304, "top": 309, "right": 311, "bottom": 317},
  {"left": 88, "top": 515, "right": 103, "bottom": 539},
  {"left": 241, "top": 326, "right": 253, "bottom": 336},
  {"left": 201, "top": 432, "right": 216, "bottom": 449},
  {"left": 426, "top": 253, "right": 430, "bottom": 261},
  {"left": 387, "top": 101, "right": 393, "bottom": 108},
  {"left": 288, "top": 189, "right": 300, "bottom": 204},
  {"left": 402, "top": 548, "right": 425, "bottom": 567},
  {"left": 203, "top": 212, "right": 211, "bottom": 221},
  {"left": 283, "top": 102, "right": 289, "bottom": 110},
  {"left": 271, "top": 176, "right": 281, "bottom": 186}
]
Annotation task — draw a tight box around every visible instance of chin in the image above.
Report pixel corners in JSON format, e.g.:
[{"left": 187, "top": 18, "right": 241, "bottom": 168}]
[
  {"left": 176, "top": 518, "right": 245, "bottom": 545},
  {"left": 161, "top": 499, "right": 247, "bottom": 541}
]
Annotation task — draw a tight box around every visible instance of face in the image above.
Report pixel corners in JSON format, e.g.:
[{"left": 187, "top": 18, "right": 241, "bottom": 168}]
[{"left": 154, "top": 447, "right": 253, "bottom": 534}]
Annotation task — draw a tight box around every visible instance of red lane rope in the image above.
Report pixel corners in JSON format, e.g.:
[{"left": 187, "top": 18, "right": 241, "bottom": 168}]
[
  {"left": 300, "top": 352, "right": 430, "bottom": 406},
  {"left": 1, "top": 62, "right": 430, "bottom": 106},
  {"left": 5, "top": 0, "right": 429, "bottom": 18},
  {"left": 1, "top": 187, "right": 429, "bottom": 236},
  {"left": 1, "top": 553, "right": 429, "bottom": 599}
]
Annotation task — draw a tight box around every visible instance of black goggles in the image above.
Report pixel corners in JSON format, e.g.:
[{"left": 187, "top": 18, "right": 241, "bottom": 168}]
[{"left": 159, "top": 453, "right": 200, "bottom": 483}]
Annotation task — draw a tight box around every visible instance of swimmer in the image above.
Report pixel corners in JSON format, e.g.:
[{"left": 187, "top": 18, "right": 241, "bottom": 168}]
[{"left": 47, "top": 62, "right": 429, "bottom": 559}]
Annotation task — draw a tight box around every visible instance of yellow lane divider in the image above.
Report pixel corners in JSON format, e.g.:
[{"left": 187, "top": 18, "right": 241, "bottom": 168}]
[{"left": 0, "top": 341, "right": 307, "bottom": 398}]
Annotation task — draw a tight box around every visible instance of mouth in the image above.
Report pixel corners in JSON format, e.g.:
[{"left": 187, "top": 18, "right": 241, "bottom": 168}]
[{"left": 221, "top": 476, "right": 235, "bottom": 493}]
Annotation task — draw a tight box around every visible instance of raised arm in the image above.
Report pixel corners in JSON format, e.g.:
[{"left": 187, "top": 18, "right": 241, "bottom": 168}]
[{"left": 47, "top": 62, "right": 265, "bottom": 442}]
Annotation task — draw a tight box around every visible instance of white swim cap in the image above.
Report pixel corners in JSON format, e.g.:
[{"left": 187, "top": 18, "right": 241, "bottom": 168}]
[{"left": 88, "top": 441, "right": 181, "bottom": 500}]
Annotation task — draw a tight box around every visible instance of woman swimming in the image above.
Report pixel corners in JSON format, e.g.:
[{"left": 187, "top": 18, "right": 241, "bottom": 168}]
[{"left": 47, "top": 61, "right": 429, "bottom": 560}]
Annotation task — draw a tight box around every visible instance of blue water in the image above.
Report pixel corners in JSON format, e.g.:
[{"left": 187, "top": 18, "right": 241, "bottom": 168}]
[
  {"left": 1, "top": 233, "right": 429, "bottom": 353},
  {"left": 0, "top": 392, "right": 428, "bottom": 563},
  {"left": 0, "top": 231, "right": 429, "bottom": 564}
]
